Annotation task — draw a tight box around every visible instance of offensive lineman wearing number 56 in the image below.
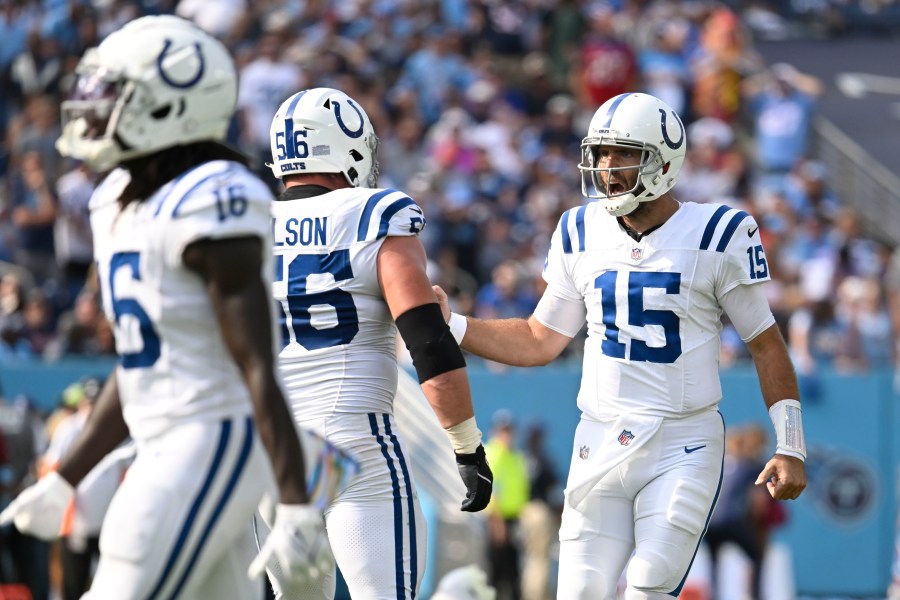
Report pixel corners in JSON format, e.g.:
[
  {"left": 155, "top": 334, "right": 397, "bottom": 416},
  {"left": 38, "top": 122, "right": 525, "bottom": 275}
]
[
  {"left": 436, "top": 92, "right": 807, "bottom": 599},
  {"left": 257, "top": 87, "right": 492, "bottom": 600}
]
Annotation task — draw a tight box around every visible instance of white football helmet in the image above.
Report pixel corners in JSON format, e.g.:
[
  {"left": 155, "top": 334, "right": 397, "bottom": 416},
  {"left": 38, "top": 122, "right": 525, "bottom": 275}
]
[
  {"left": 56, "top": 15, "right": 237, "bottom": 172},
  {"left": 579, "top": 92, "right": 686, "bottom": 216},
  {"left": 269, "top": 88, "right": 379, "bottom": 188}
]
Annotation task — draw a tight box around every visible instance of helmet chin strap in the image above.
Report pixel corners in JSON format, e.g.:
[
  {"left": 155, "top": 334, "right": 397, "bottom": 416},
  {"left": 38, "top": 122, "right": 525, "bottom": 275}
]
[
  {"left": 604, "top": 194, "right": 639, "bottom": 217},
  {"left": 603, "top": 182, "right": 652, "bottom": 217},
  {"left": 86, "top": 141, "right": 120, "bottom": 172}
]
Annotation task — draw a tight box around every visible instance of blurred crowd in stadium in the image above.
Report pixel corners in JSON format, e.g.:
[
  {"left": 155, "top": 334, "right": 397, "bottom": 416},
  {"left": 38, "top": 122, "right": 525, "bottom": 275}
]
[
  {"left": 0, "top": 0, "right": 899, "bottom": 597},
  {"left": 1, "top": 0, "right": 898, "bottom": 381}
]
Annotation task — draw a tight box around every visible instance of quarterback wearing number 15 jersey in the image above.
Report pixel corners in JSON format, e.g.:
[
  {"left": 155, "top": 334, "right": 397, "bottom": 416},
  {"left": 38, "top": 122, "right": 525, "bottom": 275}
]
[{"left": 542, "top": 201, "right": 771, "bottom": 421}]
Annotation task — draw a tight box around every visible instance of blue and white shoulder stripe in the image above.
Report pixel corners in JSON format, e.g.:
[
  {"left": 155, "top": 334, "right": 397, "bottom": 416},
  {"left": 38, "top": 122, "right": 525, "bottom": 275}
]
[
  {"left": 697, "top": 204, "right": 750, "bottom": 253},
  {"left": 559, "top": 204, "right": 588, "bottom": 254},
  {"left": 355, "top": 188, "right": 421, "bottom": 242},
  {"left": 148, "top": 160, "right": 253, "bottom": 220}
]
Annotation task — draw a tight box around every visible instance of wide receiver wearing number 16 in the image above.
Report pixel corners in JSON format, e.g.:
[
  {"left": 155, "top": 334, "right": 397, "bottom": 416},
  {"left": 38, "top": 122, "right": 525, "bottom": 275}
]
[
  {"left": 436, "top": 92, "right": 807, "bottom": 599},
  {"left": 1, "top": 15, "right": 327, "bottom": 600}
]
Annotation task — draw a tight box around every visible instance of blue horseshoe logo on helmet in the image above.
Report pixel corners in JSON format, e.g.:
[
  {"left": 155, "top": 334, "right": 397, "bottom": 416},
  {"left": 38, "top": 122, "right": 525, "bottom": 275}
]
[
  {"left": 659, "top": 108, "right": 684, "bottom": 150},
  {"left": 157, "top": 39, "right": 205, "bottom": 89},
  {"left": 332, "top": 99, "right": 364, "bottom": 138}
]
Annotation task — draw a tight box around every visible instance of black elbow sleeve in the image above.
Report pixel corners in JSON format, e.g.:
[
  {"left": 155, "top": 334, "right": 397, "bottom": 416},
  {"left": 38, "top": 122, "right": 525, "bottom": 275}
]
[{"left": 395, "top": 303, "right": 466, "bottom": 383}]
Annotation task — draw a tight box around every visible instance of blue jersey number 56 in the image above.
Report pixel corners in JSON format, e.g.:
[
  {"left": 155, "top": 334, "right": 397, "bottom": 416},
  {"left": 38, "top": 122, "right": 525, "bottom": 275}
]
[{"left": 275, "top": 249, "right": 360, "bottom": 351}]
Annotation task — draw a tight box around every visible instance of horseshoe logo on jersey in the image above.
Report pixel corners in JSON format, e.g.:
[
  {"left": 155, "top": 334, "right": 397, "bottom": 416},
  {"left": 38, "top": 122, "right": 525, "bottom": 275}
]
[
  {"left": 157, "top": 39, "right": 205, "bottom": 89},
  {"left": 332, "top": 99, "right": 365, "bottom": 138},
  {"left": 659, "top": 108, "right": 684, "bottom": 150}
]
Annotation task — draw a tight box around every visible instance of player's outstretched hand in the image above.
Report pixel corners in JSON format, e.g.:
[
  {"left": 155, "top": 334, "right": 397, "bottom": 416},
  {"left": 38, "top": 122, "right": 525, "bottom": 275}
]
[
  {"left": 432, "top": 285, "right": 451, "bottom": 322},
  {"left": 455, "top": 444, "right": 493, "bottom": 512},
  {"left": 0, "top": 471, "right": 74, "bottom": 540},
  {"left": 755, "top": 454, "right": 807, "bottom": 500},
  {"left": 248, "top": 504, "right": 332, "bottom": 588}
]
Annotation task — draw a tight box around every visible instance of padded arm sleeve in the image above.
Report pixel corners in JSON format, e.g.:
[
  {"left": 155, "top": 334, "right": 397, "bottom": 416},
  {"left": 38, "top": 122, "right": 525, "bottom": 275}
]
[{"left": 395, "top": 303, "right": 466, "bottom": 383}]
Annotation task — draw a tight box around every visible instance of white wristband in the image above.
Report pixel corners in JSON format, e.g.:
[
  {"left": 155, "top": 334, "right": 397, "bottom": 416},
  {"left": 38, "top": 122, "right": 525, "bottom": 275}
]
[
  {"left": 445, "top": 416, "right": 482, "bottom": 454},
  {"left": 448, "top": 312, "right": 468, "bottom": 345},
  {"left": 768, "top": 399, "right": 806, "bottom": 461}
]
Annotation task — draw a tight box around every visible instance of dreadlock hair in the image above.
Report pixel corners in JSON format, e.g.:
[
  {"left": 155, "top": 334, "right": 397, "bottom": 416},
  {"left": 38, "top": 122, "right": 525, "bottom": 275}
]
[{"left": 117, "top": 141, "right": 249, "bottom": 208}]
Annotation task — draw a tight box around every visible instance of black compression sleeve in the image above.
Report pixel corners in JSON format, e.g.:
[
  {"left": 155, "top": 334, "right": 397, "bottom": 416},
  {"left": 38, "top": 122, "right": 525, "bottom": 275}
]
[{"left": 395, "top": 303, "right": 467, "bottom": 383}]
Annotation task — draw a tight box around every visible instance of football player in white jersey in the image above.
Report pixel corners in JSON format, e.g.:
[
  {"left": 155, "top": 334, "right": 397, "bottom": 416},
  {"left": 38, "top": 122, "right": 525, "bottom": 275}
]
[
  {"left": 436, "top": 92, "right": 807, "bottom": 599},
  {"left": 260, "top": 87, "right": 493, "bottom": 600},
  {"left": 0, "top": 16, "right": 328, "bottom": 600}
]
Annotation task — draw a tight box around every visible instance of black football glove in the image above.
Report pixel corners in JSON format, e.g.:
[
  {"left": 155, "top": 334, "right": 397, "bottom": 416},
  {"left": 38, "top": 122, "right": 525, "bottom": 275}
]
[{"left": 455, "top": 444, "right": 493, "bottom": 512}]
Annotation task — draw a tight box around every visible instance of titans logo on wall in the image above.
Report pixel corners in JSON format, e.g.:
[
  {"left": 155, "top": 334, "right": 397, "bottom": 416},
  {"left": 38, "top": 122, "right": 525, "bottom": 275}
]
[{"left": 805, "top": 446, "right": 877, "bottom": 524}]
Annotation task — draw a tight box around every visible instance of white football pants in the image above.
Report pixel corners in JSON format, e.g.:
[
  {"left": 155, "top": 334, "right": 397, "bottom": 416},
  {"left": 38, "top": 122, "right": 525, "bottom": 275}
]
[
  {"left": 557, "top": 409, "right": 725, "bottom": 600},
  {"left": 261, "top": 412, "right": 427, "bottom": 600},
  {"left": 83, "top": 414, "right": 274, "bottom": 600}
]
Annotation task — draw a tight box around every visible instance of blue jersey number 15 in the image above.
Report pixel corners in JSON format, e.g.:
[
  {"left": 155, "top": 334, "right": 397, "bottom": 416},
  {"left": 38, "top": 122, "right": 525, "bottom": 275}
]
[{"left": 594, "top": 270, "right": 682, "bottom": 364}]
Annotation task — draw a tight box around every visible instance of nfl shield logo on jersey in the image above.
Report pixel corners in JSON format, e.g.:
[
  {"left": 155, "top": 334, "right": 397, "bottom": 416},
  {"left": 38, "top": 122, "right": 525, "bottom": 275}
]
[
  {"left": 631, "top": 247, "right": 643, "bottom": 261},
  {"left": 618, "top": 430, "right": 635, "bottom": 446},
  {"left": 579, "top": 445, "right": 590, "bottom": 459}
]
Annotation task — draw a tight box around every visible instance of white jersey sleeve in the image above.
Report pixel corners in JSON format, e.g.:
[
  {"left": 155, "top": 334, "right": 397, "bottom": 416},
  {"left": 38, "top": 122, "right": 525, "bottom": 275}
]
[
  {"left": 354, "top": 188, "right": 426, "bottom": 242},
  {"left": 158, "top": 163, "right": 274, "bottom": 267},
  {"left": 713, "top": 210, "right": 771, "bottom": 297},
  {"left": 541, "top": 207, "right": 583, "bottom": 302}
]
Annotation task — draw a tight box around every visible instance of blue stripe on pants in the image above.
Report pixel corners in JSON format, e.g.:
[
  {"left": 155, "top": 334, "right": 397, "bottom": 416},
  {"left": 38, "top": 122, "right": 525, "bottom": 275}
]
[
  {"left": 146, "top": 419, "right": 232, "bottom": 600},
  {"left": 369, "top": 413, "right": 406, "bottom": 600},
  {"left": 670, "top": 412, "right": 726, "bottom": 597},
  {"left": 382, "top": 414, "right": 417, "bottom": 599},
  {"left": 166, "top": 416, "right": 255, "bottom": 599}
]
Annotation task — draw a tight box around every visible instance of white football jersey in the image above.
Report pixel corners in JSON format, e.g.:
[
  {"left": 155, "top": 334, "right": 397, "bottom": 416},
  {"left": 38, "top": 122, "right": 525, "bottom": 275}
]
[
  {"left": 91, "top": 161, "right": 276, "bottom": 441},
  {"left": 541, "top": 201, "right": 770, "bottom": 420},
  {"left": 271, "top": 187, "right": 426, "bottom": 421}
]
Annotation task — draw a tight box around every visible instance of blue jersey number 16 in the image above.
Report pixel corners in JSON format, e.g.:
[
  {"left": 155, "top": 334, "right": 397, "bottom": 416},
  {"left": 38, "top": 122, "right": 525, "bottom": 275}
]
[{"left": 108, "top": 252, "right": 161, "bottom": 369}]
